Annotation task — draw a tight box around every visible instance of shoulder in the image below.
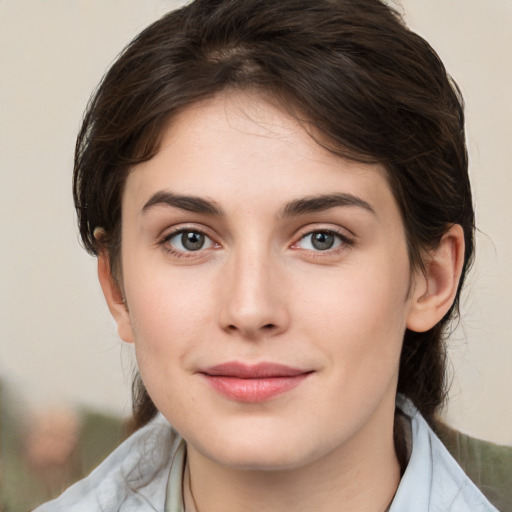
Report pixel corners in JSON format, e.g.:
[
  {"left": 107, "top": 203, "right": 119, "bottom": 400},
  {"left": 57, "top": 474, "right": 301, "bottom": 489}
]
[
  {"left": 391, "top": 396, "right": 500, "bottom": 512},
  {"left": 32, "top": 414, "right": 181, "bottom": 512}
]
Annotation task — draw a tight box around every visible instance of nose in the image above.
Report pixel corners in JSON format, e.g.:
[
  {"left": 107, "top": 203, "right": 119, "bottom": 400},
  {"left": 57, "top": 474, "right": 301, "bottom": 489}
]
[{"left": 217, "top": 248, "right": 290, "bottom": 340}]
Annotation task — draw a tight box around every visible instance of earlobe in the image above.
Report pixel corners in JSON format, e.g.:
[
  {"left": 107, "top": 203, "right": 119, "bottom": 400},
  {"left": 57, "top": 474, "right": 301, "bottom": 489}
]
[
  {"left": 406, "top": 224, "right": 465, "bottom": 333},
  {"left": 97, "top": 252, "right": 134, "bottom": 344}
]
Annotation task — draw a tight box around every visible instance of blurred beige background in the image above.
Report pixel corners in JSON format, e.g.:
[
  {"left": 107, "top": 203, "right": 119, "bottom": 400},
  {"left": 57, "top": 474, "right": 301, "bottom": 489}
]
[{"left": 0, "top": 0, "right": 511, "bottom": 444}]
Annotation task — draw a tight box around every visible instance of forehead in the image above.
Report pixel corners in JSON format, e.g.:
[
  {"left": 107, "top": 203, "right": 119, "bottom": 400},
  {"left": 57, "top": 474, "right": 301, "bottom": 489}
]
[{"left": 124, "top": 92, "right": 397, "bottom": 219}]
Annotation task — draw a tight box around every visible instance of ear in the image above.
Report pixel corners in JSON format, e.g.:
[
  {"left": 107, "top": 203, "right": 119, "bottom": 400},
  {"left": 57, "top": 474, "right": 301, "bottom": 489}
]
[
  {"left": 97, "top": 252, "right": 134, "bottom": 344},
  {"left": 406, "top": 224, "right": 465, "bottom": 333}
]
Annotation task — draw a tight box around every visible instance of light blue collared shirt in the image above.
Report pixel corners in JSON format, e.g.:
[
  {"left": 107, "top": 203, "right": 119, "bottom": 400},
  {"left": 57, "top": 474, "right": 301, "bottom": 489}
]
[
  {"left": 33, "top": 397, "right": 498, "bottom": 512},
  {"left": 390, "top": 396, "right": 498, "bottom": 511}
]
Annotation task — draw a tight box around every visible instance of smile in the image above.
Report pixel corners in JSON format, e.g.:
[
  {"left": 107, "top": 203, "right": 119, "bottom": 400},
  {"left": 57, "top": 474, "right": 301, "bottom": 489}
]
[{"left": 199, "top": 362, "right": 313, "bottom": 403}]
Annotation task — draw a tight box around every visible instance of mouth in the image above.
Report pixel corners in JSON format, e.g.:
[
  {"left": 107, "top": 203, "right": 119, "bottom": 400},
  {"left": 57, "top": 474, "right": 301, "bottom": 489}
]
[{"left": 199, "top": 362, "right": 313, "bottom": 403}]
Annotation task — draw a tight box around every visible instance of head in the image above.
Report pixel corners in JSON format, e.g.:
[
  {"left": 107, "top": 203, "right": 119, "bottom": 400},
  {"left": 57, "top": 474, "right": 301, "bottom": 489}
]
[{"left": 74, "top": 0, "right": 473, "bottom": 439}]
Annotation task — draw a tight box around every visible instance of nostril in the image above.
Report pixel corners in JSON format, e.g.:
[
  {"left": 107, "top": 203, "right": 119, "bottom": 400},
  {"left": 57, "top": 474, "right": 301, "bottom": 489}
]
[{"left": 226, "top": 323, "right": 276, "bottom": 333}]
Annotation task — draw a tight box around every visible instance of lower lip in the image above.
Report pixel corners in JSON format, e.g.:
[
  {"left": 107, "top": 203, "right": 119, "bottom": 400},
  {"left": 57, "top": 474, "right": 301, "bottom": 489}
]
[{"left": 203, "top": 374, "right": 310, "bottom": 402}]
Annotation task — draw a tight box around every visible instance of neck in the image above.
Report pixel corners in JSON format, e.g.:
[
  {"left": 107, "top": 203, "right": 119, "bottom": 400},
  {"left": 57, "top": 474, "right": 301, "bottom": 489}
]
[{"left": 185, "top": 399, "right": 400, "bottom": 512}]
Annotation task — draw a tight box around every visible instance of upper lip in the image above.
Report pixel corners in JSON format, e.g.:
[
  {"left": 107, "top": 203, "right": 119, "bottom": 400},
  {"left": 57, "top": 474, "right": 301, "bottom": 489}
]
[{"left": 200, "top": 362, "right": 311, "bottom": 378}]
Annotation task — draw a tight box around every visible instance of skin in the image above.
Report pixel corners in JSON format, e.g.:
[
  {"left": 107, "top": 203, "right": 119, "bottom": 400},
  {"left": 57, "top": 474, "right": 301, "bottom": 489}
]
[{"left": 99, "top": 92, "right": 464, "bottom": 512}]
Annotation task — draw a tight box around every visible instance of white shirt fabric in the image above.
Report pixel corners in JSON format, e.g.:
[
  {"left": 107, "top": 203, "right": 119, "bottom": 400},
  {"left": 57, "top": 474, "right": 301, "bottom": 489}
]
[{"left": 33, "top": 396, "right": 498, "bottom": 512}]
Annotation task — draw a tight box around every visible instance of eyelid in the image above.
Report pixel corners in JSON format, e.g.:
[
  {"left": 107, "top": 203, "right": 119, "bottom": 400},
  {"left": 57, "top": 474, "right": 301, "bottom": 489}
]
[
  {"left": 159, "top": 223, "right": 217, "bottom": 241},
  {"left": 159, "top": 224, "right": 221, "bottom": 257},
  {"left": 290, "top": 225, "right": 355, "bottom": 252},
  {"left": 168, "top": 230, "right": 215, "bottom": 250}
]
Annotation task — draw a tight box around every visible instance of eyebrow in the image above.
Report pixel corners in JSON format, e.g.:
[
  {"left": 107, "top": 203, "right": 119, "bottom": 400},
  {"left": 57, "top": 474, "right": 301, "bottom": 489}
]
[
  {"left": 280, "top": 193, "right": 375, "bottom": 217},
  {"left": 141, "top": 191, "right": 375, "bottom": 218},
  {"left": 142, "top": 191, "right": 225, "bottom": 216}
]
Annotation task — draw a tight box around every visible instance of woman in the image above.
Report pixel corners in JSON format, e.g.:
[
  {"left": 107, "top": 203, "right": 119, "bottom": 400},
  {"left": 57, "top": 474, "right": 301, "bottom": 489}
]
[{"left": 35, "top": 0, "right": 498, "bottom": 510}]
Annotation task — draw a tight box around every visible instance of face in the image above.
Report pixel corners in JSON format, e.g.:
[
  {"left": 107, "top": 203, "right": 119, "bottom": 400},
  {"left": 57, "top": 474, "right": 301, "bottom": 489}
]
[{"left": 115, "top": 92, "right": 419, "bottom": 471}]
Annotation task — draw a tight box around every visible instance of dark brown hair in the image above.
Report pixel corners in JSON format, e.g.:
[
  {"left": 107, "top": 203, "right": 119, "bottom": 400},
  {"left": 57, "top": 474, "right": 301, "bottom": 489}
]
[{"left": 74, "top": 0, "right": 474, "bottom": 436}]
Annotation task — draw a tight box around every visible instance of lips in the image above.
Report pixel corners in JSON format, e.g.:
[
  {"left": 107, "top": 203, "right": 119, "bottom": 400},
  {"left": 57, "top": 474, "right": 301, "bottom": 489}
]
[{"left": 199, "top": 362, "right": 312, "bottom": 402}]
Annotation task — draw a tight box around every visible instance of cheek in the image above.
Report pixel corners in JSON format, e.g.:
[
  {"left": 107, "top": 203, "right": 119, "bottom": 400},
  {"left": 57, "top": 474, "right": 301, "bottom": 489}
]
[
  {"left": 124, "top": 273, "right": 213, "bottom": 417},
  {"left": 125, "top": 255, "right": 216, "bottom": 331},
  {"left": 122, "top": 264, "right": 223, "bottom": 408},
  {"left": 295, "top": 255, "right": 411, "bottom": 367},
  {"left": 127, "top": 280, "right": 210, "bottom": 355}
]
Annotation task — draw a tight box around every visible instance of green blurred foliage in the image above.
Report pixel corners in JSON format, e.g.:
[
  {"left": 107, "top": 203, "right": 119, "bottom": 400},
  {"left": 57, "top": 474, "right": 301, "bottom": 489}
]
[{"left": 0, "top": 381, "right": 127, "bottom": 511}]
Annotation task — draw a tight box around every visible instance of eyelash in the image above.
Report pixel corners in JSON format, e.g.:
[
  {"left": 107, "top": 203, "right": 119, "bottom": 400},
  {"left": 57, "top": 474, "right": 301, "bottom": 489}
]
[
  {"left": 291, "top": 228, "right": 354, "bottom": 256},
  {"left": 158, "top": 227, "right": 354, "bottom": 259},
  {"left": 159, "top": 227, "right": 218, "bottom": 259}
]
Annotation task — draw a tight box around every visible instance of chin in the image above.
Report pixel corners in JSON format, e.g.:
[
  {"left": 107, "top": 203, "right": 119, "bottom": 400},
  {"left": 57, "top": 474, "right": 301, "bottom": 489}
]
[{"left": 192, "top": 427, "right": 322, "bottom": 472}]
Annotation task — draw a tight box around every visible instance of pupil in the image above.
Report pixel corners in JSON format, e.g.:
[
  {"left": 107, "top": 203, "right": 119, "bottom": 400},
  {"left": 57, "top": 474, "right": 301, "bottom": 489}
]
[
  {"left": 312, "top": 232, "right": 334, "bottom": 250},
  {"left": 182, "top": 232, "right": 204, "bottom": 251}
]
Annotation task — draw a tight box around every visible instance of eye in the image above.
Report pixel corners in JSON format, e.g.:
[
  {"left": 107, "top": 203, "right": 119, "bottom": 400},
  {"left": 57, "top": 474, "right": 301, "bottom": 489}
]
[
  {"left": 295, "top": 230, "right": 346, "bottom": 251},
  {"left": 165, "top": 230, "right": 215, "bottom": 252}
]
